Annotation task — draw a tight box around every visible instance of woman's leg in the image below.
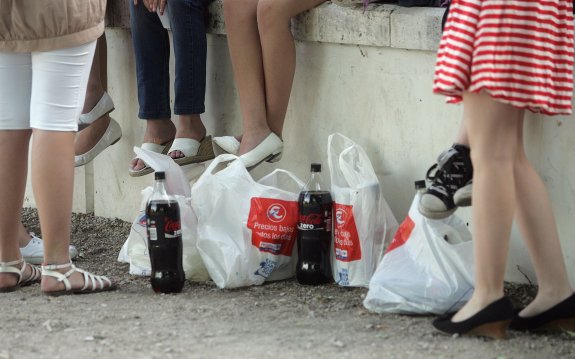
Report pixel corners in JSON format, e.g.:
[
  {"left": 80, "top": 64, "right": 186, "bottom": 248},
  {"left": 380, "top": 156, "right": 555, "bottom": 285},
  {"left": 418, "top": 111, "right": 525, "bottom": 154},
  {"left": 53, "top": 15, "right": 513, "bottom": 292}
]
[
  {"left": 222, "top": 0, "right": 266, "bottom": 154},
  {"left": 168, "top": 0, "right": 208, "bottom": 159},
  {"left": 452, "top": 91, "right": 523, "bottom": 322},
  {"left": 129, "top": 1, "right": 176, "bottom": 171},
  {"left": 249, "top": 0, "right": 326, "bottom": 153},
  {"left": 75, "top": 35, "right": 113, "bottom": 157},
  {"left": 30, "top": 42, "right": 112, "bottom": 292},
  {"left": 0, "top": 52, "right": 34, "bottom": 289},
  {"left": 513, "top": 125, "right": 573, "bottom": 317}
]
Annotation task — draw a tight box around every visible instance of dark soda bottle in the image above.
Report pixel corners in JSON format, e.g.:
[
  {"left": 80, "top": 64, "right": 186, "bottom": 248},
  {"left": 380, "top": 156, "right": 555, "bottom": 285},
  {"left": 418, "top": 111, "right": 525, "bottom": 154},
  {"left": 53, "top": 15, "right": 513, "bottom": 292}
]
[
  {"left": 296, "top": 163, "right": 333, "bottom": 285},
  {"left": 146, "top": 171, "right": 185, "bottom": 293}
]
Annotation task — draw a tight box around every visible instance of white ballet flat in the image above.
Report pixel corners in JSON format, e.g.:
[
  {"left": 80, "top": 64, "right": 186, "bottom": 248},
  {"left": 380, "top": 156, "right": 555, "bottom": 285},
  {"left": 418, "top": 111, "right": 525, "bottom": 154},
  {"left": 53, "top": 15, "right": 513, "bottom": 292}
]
[
  {"left": 212, "top": 136, "right": 241, "bottom": 155},
  {"left": 74, "top": 118, "right": 122, "bottom": 167},
  {"left": 238, "top": 132, "right": 283, "bottom": 170},
  {"left": 78, "top": 92, "right": 115, "bottom": 129}
]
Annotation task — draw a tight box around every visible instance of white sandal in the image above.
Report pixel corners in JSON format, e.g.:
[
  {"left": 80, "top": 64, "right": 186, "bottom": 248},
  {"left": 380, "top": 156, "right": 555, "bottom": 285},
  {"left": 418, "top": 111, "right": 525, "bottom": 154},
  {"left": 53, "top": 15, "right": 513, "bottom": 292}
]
[
  {"left": 41, "top": 261, "right": 114, "bottom": 296},
  {"left": 168, "top": 136, "right": 215, "bottom": 166},
  {"left": 0, "top": 258, "right": 41, "bottom": 293}
]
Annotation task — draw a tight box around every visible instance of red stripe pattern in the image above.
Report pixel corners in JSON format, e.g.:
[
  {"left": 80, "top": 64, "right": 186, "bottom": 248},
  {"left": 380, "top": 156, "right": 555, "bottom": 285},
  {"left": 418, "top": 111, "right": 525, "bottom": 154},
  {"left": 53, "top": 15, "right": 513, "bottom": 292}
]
[{"left": 433, "top": 0, "right": 575, "bottom": 115}]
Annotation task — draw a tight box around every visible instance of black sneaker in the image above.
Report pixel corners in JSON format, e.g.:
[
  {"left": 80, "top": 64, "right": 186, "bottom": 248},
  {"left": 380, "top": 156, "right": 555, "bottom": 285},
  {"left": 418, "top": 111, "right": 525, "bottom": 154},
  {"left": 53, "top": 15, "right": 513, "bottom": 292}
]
[{"left": 418, "top": 144, "right": 473, "bottom": 219}]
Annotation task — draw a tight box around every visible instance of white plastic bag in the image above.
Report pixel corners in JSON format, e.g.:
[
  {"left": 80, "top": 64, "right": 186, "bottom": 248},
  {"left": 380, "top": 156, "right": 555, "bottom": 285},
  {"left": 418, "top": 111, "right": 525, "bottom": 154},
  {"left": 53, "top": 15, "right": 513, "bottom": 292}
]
[
  {"left": 327, "top": 133, "right": 398, "bottom": 287},
  {"left": 192, "top": 154, "right": 302, "bottom": 289},
  {"left": 117, "top": 147, "right": 209, "bottom": 281},
  {"left": 363, "top": 192, "right": 474, "bottom": 314}
]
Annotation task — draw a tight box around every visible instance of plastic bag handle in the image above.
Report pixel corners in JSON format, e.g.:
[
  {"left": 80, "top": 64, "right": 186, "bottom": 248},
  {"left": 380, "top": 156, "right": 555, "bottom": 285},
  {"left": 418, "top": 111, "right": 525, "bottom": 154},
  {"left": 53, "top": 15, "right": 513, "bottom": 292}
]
[
  {"left": 258, "top": 168, "right": 306, "bottom": 189},
  {"left": 202, "top": 153, "right": 240, "bottom": 177}
]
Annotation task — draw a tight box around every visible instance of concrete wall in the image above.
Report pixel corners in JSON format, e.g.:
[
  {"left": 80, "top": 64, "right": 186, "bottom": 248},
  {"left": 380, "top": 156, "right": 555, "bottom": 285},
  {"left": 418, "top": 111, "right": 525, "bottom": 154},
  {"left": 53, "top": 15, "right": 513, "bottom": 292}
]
[{"left": 24, "top": 2, "right": 575, "bottom": 286}]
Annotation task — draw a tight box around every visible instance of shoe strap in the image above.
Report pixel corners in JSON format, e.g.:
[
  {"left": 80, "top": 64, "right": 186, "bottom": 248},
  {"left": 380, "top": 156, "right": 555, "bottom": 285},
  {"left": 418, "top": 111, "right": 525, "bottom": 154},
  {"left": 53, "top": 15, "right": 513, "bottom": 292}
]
[
  {"left": 0, "top": 258, "right": 24, "bottom": 268},
  {"left": 41, "top": 261, "right": 111, "bottom": 292},
  {"left": 42, "top": 261, "right": 73, "bottom": 271}
]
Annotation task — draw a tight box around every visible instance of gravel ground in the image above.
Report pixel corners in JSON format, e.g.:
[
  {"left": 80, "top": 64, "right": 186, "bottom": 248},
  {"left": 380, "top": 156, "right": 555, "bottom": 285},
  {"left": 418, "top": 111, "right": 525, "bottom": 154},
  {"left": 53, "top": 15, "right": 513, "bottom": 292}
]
[{"left": 0, "top": 208, "right": 573, "bottom": 359}]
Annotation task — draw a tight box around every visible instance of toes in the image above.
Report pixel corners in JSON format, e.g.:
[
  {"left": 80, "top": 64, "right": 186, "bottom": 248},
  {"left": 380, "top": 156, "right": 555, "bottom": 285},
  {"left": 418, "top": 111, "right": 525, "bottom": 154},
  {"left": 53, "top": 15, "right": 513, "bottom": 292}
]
[{"left": 169, "top": 150, "right": 184, "bottom": 159}]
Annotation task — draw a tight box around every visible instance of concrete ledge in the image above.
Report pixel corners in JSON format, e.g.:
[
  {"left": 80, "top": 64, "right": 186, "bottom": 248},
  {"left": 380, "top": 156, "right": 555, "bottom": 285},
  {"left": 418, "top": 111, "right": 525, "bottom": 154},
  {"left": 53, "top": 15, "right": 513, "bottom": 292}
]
[{"left": 106, "top": 0, "right": 444, "bottom": 51}]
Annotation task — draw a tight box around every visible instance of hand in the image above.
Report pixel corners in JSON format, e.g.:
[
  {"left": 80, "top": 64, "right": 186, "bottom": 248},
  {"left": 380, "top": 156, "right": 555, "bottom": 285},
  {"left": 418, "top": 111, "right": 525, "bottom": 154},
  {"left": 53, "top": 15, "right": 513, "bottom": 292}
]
[{"left": 142, "top": 0, "right": 167, "bottom": 14}]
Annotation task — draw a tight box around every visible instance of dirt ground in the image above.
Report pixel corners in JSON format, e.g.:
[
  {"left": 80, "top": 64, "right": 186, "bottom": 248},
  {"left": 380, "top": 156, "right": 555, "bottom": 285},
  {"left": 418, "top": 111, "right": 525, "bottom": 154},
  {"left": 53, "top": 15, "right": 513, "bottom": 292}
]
[{"left": 0, "top": 209, "right": 572, "bottom": 359}]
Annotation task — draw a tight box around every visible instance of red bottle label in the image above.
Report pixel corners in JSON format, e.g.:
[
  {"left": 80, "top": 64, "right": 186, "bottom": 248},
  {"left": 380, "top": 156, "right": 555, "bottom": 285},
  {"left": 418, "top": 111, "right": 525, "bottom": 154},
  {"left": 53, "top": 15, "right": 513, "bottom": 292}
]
[
  {"left": 333, "top": 203, "right": 361, "bottom": 262},
  {"left": 247, "top": 198, "right": 298, "bottom": 256}
]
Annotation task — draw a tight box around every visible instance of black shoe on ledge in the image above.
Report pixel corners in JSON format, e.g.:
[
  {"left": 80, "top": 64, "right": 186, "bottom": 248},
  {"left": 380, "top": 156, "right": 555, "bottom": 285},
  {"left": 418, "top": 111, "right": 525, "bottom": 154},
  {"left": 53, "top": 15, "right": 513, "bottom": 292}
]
[
  {"left": 509, "top": 293, "right": 575, "bottom": 332},
  {"left": 432, "top": 297, "right": 514, "bottom": 339}
]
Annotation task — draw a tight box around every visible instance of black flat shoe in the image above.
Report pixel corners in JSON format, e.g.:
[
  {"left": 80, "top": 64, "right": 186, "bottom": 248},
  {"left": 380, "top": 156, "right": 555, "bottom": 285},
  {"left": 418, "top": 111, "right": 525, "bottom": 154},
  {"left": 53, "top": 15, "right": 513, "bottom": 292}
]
[
  {"left": 509, "top": 293, "right": 575, "bottom": 332},
  {"left": 432, "top": 297, "right": 514, "bottom": 339}
]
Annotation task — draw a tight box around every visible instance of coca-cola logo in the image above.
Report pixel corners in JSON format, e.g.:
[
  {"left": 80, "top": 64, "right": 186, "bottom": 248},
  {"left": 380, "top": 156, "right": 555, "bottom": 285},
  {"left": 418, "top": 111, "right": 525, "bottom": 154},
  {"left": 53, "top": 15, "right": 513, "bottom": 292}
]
[
  {"left": 335, "top": 208, "right": 347, "bottom": 226},
  {"left": 267, "top": 204, "right": 286, "bottom": 223},
  {"left": 164, "top": 218, "right": 181, "bottom": 234},
  {"left": 299, "top": 213, "right": 322, "bottom": 225}
]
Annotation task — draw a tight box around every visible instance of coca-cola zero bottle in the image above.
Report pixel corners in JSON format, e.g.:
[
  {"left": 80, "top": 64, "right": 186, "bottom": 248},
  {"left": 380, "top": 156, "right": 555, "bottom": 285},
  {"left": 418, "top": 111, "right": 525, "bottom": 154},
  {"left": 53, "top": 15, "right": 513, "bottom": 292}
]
[
  {"left": 296, "top": 163, "right": 333, "bottom": 285},
  {"left": 146, "top": 171, "right": 185, "bottom": 293}
]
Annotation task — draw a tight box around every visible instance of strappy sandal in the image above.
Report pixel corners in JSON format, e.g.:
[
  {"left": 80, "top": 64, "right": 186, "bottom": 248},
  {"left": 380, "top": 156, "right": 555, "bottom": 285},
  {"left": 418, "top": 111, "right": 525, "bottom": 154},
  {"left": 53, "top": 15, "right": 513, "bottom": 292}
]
[
  {"left": 41, "top": 261, "right": 115, "bottom": 296},
  {"left": 168, "top": 135, "right": 215, "bottom": 166},
  {"left": 0, "top": 258, "right": 41, "bottom": 293}
]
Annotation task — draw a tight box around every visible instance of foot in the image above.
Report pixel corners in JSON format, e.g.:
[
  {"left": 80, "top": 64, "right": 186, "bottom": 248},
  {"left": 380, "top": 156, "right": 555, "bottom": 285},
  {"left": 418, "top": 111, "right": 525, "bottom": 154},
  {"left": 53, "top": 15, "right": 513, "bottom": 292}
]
[
  {"left": 418, "top": 144, "right": 473, "bottom": 219},
  {"left": 238, "top": 131, "right": 283, "bottom": 170},
  {"left": 41, "top": 262, "right": 114, "bottom": 295},
  {"left": 19, "top": 232, "right": 79, "bottom": 265},
  {"left": 238, "top": 130, "right": 273, "bottom": 156},
  {"left": 432, "top": 297, "right": 514, "bottom": 339},
  {"left": 75, "top": 116, "right": 111, "bottom": 156},
  {"left": 518, "top": 290, "right": 574, "bottom": 317},
  {"left": 167, "top": 114, "right": 206, "bottom": 160},
  {"left": 510, "top": 292, "right": 575, "bottom": 332},
  {"left": 130, "top": 119, "right": 176, "bottom": 172},
  {"left": 0, "top": 258, "right": 41, "bottom": 292}
]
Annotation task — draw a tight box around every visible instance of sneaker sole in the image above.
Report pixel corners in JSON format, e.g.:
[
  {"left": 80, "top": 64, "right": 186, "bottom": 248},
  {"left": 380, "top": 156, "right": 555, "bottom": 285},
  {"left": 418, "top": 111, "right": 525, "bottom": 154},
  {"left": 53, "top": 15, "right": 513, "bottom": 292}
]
[{"left": 417, "top": 203, "right": 457, "bottom": 220}]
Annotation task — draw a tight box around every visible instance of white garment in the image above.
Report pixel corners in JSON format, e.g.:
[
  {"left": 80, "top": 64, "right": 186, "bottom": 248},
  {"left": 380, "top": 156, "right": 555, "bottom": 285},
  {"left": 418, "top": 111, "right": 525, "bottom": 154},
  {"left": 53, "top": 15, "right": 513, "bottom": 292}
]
[{"left": 0, "top": 41, "right": 96, "bottom": 131}]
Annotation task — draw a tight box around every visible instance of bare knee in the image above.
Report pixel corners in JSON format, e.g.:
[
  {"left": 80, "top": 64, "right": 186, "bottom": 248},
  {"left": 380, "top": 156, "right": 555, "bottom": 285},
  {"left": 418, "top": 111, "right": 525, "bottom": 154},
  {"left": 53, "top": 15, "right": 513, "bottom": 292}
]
[
  {"left": 256, "top": 0, "right": 291, "bottom": 33},
  {"left": 223, "top": 0, "right": 257, "bottom": 20}
]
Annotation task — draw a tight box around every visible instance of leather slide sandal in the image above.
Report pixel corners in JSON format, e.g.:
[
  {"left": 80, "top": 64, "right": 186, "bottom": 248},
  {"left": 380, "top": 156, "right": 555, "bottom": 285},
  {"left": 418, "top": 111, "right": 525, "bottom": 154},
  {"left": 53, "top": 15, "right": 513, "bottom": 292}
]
[
  {"left": 169, "top": 135, "right": 216, "bottom": 166},
  {"left": 128, "top": 139, "right": 174, "bottom": 177}
]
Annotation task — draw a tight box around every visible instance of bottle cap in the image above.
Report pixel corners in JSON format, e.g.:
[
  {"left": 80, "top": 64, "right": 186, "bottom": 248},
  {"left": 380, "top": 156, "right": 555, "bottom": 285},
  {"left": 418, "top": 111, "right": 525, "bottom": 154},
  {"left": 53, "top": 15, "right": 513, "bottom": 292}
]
[
  {"left": 155, "top": 171, "right": 166, "bottom": 180},
  {"left": 311, "top": 163, "right": 321, "bottom": 172},
  {"left": 414, "top": 180, "right": 426, "bottom": 190}
]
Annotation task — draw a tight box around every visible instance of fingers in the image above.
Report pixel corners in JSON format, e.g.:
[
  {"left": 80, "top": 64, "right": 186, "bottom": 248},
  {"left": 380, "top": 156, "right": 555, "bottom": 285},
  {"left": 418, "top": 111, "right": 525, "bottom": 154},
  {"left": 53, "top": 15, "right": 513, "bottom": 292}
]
[{"left": 158, "top": 0, "right": 167, "bottom": 15}]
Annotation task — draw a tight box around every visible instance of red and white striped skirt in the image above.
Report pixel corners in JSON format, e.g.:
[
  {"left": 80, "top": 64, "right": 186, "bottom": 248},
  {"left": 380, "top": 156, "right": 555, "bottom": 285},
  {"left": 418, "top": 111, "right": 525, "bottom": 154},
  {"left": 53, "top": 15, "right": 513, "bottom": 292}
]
[{"left": 433, "top": 0, "right": 575, "bottom": 115}]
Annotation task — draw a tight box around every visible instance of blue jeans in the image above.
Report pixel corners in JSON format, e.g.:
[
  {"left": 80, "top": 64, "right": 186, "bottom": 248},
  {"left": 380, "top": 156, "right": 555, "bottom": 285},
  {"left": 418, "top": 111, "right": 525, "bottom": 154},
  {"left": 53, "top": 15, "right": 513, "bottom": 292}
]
[{"left": 130, "top": 0, "right": 207, "bottom": 119}]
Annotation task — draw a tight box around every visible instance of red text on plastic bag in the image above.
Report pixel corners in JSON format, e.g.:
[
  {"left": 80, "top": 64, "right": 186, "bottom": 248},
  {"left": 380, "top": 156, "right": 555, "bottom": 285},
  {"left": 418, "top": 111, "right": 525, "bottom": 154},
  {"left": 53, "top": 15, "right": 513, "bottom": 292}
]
[
  {"left": 248, "top": 198, "right": 298, "bottom": 256},
  {"left": 333, "top": 203, "right": 361, "bottom": 262},
  {"left": 385, "top": 215, "right": 415, "bottom": 254}
]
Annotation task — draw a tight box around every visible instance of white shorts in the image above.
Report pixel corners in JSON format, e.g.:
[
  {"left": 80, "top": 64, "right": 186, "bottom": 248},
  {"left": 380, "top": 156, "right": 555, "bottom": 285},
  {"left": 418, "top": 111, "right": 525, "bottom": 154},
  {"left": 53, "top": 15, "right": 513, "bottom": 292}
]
[{"left": 0, "top": 41, "right": 96, "bottom": 131}]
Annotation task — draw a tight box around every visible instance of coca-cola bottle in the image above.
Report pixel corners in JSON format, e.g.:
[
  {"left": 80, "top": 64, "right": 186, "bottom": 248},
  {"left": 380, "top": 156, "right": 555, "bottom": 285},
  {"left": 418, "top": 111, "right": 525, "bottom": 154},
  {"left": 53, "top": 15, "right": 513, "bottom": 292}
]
[
  {"left": 146, "top": 171, "right": 185, "bottom": 293},
  {"left": 296, "top": 163, "right": 333, "bottom": 285}
]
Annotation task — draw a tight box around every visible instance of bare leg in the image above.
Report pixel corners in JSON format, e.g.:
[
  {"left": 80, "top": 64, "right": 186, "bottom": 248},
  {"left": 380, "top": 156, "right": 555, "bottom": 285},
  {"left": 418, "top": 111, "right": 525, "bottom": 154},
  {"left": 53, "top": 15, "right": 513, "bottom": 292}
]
[
  {"left": 255, "top": 0, "right": 326, "bottom": 145},
  {"left": 513, "top": 125, "right": 573, "bottom": 317},
  {"left": 452, "top": 92, "right": 522, "bottom": 322},
  {"left": 32, "top": 130, "right": 75, "bottom": 266},
  {"left": 453, "top": 120, "right": 468, "bottom": 146},
  {"left": 0, "top": 131, "right": 34, "bottom": 289},
  {"left": 223, "top": 0, "right": 267, "bottom": 155},
  {"left": 33, "top": 130, "right": 97, "bottom": 291},
  {"left": 75, "top": 35, "right": 112, "bottom": 156}
]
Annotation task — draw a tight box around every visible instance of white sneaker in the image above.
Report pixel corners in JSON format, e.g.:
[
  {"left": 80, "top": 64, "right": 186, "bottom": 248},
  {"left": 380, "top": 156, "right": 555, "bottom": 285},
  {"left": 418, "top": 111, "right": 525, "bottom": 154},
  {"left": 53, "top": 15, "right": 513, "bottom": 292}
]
[{"left": 20, "top": 233, "right": 79, "bottom": 265}]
